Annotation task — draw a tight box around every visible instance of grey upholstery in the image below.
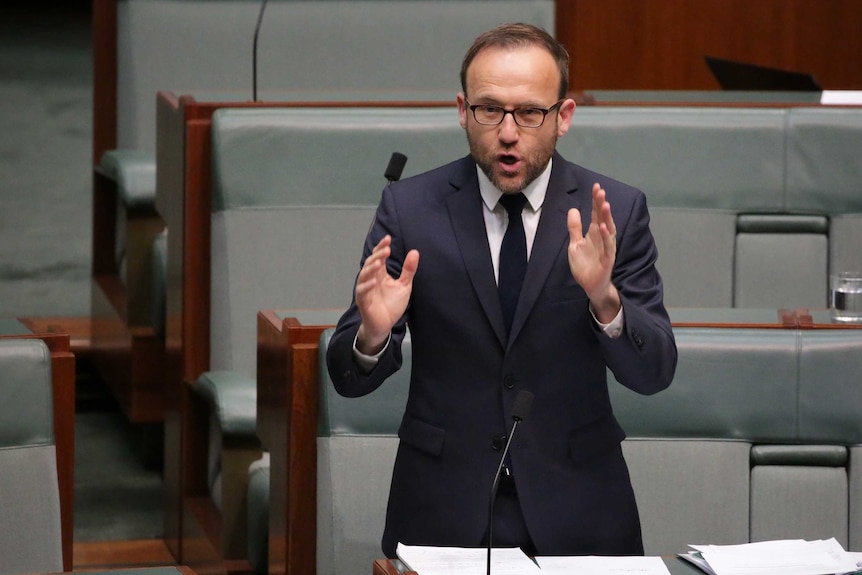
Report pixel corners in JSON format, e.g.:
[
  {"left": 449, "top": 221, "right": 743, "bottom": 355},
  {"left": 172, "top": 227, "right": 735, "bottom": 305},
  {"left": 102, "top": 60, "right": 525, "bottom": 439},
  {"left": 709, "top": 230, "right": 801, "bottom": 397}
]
[{"left": 0, "top": 339, "right": 63, "bottom": 575}]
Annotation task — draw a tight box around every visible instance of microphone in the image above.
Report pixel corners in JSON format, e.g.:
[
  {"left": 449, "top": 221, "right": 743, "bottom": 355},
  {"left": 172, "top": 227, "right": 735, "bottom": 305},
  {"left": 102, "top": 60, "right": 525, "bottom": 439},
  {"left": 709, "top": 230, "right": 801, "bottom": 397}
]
[
  {"left": 252, "top": 0, "right": 270, "bottom": 102},
  {"left": 487, "top": 390, "right": 534, "bottom": 575},
  {"left": 367, "top": 153, "right": 408, "bottom": 234},
  {"left": 385, "top": 152, "right": 408, "bottom": 183}
]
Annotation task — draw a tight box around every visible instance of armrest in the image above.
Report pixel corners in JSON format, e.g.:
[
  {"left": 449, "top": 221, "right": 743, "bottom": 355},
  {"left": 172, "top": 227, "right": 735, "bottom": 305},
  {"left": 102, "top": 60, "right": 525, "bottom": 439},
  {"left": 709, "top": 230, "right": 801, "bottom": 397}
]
[
  {"left": 98, "top": 149, "right": 156, "bottom": 213},
  {"left": 192, "top": 370, "right": 258, "bottom": 440}
]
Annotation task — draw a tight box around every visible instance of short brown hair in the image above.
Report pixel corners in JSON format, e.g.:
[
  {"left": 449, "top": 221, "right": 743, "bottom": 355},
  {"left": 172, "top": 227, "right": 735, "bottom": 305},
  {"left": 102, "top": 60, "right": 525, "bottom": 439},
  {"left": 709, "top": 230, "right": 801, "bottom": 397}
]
[{"left": 460, "top": 23, "right": 570, "bottom": 100}]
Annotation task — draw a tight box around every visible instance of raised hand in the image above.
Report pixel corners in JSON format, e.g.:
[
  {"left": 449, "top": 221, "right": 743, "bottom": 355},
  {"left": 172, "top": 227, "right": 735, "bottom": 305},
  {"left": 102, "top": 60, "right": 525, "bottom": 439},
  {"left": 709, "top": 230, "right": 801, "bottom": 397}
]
[
  {"left": 355, "top": 235, "right": 419, "bottom": 354},
  {"left": 566, "top": 182, "right": 620, "bottom": 322}
]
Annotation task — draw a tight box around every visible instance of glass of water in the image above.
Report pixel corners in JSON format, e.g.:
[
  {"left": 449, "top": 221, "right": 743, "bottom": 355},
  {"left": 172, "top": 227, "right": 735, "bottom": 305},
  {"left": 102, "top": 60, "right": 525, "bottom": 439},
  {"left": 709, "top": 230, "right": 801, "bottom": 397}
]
[{"left": 830, "top": 271, "right": 862, "bottom": 322}]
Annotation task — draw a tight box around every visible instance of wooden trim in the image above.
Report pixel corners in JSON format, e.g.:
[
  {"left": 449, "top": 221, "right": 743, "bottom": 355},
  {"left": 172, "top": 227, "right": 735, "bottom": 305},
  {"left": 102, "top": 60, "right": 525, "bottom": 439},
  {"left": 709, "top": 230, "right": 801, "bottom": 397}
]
[
  {"left": 91, "top": 0, "right": 117, "bottom": 163},
  {"left": 256, "top": 312, "right": 336, "bottom": 575}
]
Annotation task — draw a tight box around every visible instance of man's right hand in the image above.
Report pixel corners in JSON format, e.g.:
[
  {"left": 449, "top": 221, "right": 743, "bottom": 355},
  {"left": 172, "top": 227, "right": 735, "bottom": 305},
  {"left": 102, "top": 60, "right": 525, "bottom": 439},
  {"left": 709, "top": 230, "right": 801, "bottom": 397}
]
[{"left": 355, "top": 235, "right": 419, "bottom": 355}]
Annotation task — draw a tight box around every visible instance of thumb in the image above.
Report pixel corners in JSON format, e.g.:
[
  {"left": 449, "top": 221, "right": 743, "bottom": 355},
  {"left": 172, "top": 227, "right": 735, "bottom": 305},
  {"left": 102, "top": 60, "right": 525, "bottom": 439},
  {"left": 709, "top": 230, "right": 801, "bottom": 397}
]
[
  {"left": 567, "top": 208, "right": 583, "bottom": 242},
  {"left": 399, "top": 249, "right": 420, "bottom": 285}
]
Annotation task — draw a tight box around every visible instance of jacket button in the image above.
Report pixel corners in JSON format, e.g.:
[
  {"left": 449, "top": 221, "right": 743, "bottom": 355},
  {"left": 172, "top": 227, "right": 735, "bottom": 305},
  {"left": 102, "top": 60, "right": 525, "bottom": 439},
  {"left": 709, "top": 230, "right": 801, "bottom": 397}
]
[
  {"left": 491, "top": 435, "right": 507, "bottom": 451},
  {"left": 503, "top": 375, "right": 516, "bottom": 389}
]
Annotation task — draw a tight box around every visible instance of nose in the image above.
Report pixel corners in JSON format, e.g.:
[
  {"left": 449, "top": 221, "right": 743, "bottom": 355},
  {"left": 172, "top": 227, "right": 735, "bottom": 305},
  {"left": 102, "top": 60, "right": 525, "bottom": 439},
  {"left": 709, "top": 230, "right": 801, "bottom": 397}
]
[{"left": 498, "top": 112, "right": 520, "bottom": 143}]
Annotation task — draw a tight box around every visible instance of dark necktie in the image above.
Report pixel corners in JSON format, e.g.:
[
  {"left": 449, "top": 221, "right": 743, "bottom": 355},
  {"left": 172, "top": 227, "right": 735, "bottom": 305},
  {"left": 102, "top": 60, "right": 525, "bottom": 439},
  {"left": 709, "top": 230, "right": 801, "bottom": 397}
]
[{"left": 498, "top": 193, "right": 528, "bottom": 335}]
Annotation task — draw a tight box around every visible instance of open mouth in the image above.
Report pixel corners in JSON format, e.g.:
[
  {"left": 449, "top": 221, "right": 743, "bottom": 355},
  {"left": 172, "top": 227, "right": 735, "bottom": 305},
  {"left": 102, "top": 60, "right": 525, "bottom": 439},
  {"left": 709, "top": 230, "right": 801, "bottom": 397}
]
[{"left": 498, "top": 154, "right": 520, "bottom": 171}]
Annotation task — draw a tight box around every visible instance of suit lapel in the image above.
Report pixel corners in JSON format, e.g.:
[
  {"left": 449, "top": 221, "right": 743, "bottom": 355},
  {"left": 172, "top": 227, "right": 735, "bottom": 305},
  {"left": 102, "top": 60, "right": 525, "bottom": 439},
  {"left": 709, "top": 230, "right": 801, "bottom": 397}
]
[
  {"left": 508, "top": 155, "right": 586, "bottom": 344},
  {"left": 445, "top": 161, "right": 508, "bottom": 347}
]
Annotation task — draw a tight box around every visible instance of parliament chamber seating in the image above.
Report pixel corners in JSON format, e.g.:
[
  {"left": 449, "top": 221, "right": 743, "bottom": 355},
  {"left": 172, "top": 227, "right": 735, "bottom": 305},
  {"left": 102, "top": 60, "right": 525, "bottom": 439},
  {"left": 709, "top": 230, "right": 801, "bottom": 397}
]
[
  {"left": 89, "top": 0, "right": 553, "bottom": 423},
  {"left": 243, "top": 322, "right": 862, "bottom": 575},
  {"left": 557, "top": 106, "right": 862, "bottom": 309},
  {"left": 0, "top": 339, "right": 65, "bottom": 575},
  {"left": 609, "top": 326, "right": 862, "bottom": 555},
  {"left": 187, "top": 103, "right": 862, "bottom": 571},
  {"left": 183, "top": 106, "right": 468, "bottom": 569}
]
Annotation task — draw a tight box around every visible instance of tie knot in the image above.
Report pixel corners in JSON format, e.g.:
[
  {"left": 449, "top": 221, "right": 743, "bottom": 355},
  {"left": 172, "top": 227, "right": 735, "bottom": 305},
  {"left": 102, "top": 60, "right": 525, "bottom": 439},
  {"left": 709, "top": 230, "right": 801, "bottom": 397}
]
[{"left": 499, "top": 193, "right": 528, "bottom": 217}]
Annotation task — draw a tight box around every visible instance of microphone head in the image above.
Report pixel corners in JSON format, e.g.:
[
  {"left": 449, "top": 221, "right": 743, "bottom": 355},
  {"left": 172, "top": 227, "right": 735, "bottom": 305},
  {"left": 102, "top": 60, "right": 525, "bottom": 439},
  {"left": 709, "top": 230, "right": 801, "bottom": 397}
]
[
  {"left": 385, "top": 152, "right": 408, "bottom": 182},
  {"left": 512, "top": 390, "right": 534, "bottom": 422}
]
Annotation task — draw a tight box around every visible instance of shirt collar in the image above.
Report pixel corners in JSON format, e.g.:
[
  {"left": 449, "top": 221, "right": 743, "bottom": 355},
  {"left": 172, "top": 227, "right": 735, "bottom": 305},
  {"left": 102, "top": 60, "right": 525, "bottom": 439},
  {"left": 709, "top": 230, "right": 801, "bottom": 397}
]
[{"left": 477, "top": 158, "right": 553, "bottom": 213}]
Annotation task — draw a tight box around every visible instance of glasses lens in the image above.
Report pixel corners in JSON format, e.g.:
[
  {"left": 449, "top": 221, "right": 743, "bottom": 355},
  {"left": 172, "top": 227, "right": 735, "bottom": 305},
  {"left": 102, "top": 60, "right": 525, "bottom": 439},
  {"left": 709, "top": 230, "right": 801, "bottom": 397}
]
[
  {"left": 514, "top": 108, "right": 546, "bottom": 128},
  {"left": 473, "top": 105, "right": 503, "bottom": 125}
]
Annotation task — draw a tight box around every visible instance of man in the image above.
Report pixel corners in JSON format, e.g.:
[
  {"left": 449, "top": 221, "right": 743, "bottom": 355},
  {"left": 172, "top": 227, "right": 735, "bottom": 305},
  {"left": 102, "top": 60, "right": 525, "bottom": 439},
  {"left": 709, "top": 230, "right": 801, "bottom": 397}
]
[{"left": 326, "top": 23, "right": 677, "bottom": 558}]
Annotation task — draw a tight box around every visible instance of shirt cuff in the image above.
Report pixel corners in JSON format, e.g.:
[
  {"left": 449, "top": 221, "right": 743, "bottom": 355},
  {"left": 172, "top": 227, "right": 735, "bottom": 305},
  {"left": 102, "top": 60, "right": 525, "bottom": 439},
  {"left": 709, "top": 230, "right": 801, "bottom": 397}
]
[
  {"left": 351, "top": 331, "right": 391, "bottom": 372},
  {"left": 591, "top": 305, "right": 624, "bottom": 339}
]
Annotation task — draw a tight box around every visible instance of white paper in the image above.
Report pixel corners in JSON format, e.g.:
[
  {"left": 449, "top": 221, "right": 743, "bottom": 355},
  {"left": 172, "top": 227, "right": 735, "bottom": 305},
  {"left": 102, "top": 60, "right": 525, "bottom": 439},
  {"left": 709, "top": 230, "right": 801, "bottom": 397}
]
[
  {"left": 395, "top": 543, "right": 540, "bottom": 575},
  {"left": 688, "top": 538, "right": 860, "bottom": 575},
  {"left": 820, "top": 90, "right": 862, "bottom": 105},
  {"left": 537, "top": 555, "right": 672, "bottom": 575}
]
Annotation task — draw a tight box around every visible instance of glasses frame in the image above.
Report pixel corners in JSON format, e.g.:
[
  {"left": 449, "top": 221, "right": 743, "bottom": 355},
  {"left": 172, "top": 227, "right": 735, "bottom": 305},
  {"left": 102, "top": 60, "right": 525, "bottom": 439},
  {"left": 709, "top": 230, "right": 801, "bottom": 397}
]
[{"left": 464, "top": 98, "right": 564, "bottom": 128}]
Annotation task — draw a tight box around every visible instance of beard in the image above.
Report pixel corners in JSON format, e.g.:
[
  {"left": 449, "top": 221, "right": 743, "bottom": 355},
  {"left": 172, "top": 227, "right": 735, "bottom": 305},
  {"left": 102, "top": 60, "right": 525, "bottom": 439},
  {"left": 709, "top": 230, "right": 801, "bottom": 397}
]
[{"left": 466, "top": 128, "right": 557, "bottom": 194}]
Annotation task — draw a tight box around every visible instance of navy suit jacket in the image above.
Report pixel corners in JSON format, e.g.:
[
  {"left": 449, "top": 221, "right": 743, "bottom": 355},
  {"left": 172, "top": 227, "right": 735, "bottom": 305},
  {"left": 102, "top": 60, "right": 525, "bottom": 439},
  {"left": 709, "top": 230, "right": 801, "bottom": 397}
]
[{"left": 326, "top": 152, "right": 677, "bottom": 557}]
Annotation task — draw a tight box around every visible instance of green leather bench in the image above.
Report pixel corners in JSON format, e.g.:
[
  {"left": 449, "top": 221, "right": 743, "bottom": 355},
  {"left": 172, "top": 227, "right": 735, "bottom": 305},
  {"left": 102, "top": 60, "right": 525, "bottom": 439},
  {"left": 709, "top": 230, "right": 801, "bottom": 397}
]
[
  {"left": 243, "top": 323, "right": 861, "bottom": 574},
  {"left": 608, "top": 327, "right": 862, "bottom": 555},
  {"left": 309, "top": 325, "right": 862, "bottom": 569},
  {"left": 556, "top": 106, "right": 862, "bottom": 310},
  {"left": 200, "top": 103, "right": 862, "bottom": 569}
]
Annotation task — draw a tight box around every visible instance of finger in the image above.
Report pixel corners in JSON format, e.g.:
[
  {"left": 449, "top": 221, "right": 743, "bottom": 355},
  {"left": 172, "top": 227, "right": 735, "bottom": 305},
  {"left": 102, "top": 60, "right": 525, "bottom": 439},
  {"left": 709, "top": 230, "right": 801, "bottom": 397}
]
[
  {"left": 591, "top": 183, "right": 604, "bottom": 221},
  {"left": 600, "top": 200, "right": 616, "bottom": 243}
]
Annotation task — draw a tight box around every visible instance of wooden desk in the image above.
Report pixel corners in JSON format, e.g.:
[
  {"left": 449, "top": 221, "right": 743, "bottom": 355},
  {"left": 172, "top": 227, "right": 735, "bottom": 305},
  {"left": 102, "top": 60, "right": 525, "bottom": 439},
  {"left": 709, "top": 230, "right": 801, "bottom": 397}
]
[
  {"left": 372, "top": 556, "right": 704, "bottom": 575},
  {"left": 1, "top": 319, "right": 75, "bottom": 572}
]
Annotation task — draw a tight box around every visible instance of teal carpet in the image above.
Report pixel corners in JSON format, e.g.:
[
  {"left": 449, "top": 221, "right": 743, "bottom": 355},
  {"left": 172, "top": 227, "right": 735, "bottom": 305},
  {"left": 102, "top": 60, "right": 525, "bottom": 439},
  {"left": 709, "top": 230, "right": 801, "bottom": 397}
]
[{"left": 0, "top": 2, "right": 93, "bottom": 319}]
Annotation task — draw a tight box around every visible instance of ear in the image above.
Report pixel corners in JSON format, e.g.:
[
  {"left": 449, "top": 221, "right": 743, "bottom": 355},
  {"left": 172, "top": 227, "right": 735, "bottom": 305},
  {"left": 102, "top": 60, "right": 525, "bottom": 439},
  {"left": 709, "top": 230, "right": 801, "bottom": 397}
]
[
  {"left": 457, "top": 92, "right": 469, "bottom": 129},
  {"left": 555, "top": 98, "right": 577, "bottom": 138}
]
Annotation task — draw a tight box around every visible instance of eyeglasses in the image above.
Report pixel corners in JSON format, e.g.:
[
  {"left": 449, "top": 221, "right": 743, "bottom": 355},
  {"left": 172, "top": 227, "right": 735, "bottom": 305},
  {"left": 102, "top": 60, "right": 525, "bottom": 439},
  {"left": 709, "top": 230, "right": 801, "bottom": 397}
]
[{"left": 465, "top": 99, "right": 564, "bottom": 128}]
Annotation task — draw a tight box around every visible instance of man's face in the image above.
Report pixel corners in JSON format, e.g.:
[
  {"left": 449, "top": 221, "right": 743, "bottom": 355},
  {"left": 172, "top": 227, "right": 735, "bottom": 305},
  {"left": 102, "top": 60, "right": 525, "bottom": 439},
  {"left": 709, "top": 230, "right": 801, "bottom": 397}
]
[{"left": 458, "top": 45, "right": 575, "bottom": 195}]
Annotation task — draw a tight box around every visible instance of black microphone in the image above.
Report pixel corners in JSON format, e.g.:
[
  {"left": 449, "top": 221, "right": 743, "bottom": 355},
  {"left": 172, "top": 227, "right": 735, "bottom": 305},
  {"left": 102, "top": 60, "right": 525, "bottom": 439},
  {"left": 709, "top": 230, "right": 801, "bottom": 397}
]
[
  {"left": 252, "top": 0, "right": 270, "bottom": 102},
  {"left": 487, "top": 390, "right": 534, "bottom": 575},
  {"left": 385, "top": 152, "right": 408, "bottom": 183}
]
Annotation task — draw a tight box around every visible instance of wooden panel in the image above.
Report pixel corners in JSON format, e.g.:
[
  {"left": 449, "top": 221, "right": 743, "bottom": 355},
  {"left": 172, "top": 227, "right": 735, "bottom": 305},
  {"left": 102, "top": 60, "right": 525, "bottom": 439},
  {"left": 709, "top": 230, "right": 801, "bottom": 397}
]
[
  {"left": 256, "top": 312, "right": 336, "bottom": 575},
  {"left": 557, "top": 0, "right": 862, "bottom": 90}
]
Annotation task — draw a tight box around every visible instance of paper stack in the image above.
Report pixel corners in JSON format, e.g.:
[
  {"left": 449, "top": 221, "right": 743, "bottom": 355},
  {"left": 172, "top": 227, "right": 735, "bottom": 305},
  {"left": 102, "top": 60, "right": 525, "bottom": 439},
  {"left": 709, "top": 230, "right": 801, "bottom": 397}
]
[
  {"left": 395, "top": 543, "right": 540, "bottom": 575},
  {"left": 679, "top": 538, "right": 862, "bottom": 575}
]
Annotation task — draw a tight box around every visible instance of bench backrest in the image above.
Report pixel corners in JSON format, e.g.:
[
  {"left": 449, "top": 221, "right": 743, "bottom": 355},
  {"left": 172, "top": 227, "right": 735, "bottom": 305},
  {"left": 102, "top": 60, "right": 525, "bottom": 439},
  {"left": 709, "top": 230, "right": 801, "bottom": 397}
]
[
  {"left": 208, "top": 107, "right": 467, "bottom": 378},
  {"left": 0, "top": 339, "right": 63, "bottom": 575}
]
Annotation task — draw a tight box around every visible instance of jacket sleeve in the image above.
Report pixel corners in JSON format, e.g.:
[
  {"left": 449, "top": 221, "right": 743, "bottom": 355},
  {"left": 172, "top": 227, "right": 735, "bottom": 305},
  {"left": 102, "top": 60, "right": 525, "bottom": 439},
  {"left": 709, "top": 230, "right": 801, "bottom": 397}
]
[
  {"left": 599, "top": 189, "right": 677, "bottom": 395},
  {"left": 325, "top": 184, "right": 410, "bottom": 398}
]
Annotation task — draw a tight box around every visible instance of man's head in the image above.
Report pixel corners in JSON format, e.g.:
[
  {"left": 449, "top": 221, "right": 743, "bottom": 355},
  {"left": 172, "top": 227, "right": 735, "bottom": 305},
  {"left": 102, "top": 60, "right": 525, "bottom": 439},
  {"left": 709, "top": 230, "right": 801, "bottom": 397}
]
[
  {"left": 460, "top": 23, "right": 570, "bottom": 100},
  {"left": 457, "top": 23, "right": 575, "bottom": 195}
]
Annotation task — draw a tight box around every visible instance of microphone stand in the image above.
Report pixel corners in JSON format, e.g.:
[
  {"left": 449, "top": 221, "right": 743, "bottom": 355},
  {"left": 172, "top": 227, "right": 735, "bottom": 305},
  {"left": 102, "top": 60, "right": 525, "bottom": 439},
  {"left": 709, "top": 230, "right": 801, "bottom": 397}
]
[
  {"left": 252, "top": 0, "right": 269, "bottom": 102},
  {"left": 487, "top": 422, "right": 522, "bottom": 575}
]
